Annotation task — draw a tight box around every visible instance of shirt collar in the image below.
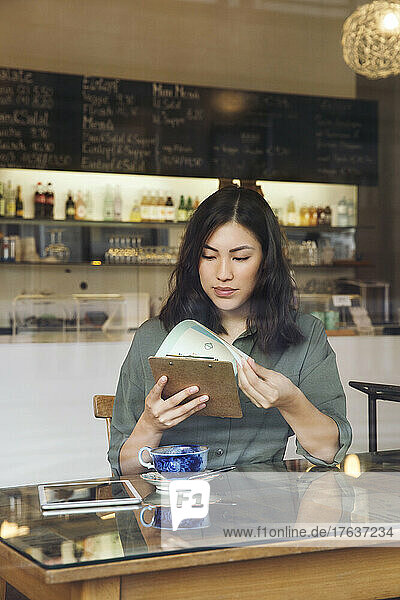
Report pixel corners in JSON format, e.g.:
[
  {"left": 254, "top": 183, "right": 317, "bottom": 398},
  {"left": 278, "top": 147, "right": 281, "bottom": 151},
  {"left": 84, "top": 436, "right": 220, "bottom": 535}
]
[{"left": 236, "top": 324, "right": 257, "bottom": 340}]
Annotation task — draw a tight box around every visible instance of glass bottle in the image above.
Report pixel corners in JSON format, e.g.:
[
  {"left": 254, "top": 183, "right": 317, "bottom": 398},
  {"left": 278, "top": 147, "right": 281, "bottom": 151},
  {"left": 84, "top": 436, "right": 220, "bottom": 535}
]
[
  {"left": 186, "top": 196, "right": 193, "bottom": 220},
  {"left": 34, "top": 182, "right": 44, "bottom": 219},
  {"left": 324, "top": 205, "right": 332, "bottom": 226},
  {"left": 165, "top": 195, "right": 175, "bottom": 221},
  {"left": 65, "top": 191, "right": 75, "bottom": 220},
  {"left": 113, "top": 185, "right": 122, "bottom": 221},
  {"left": 140, "top": 191, "right": 149, "bottom": 222},
  {"left": 45, "top": 182, "right": 54, "bottom": 219},
  {"left": 308, "top": 205, "right": 318, "bottom": 226},
  {"left": 346, "top": 197, "right": 355, "bottom": 226},
  {"left": 0, "top": 182, "right": 5, "bottom": 218},
  {"left": 15, "top": 186, "right": 24, "bottom": 218},
  {"left": 5, "top": 181, "right": 15, "bottom": 218},
  {"left": 84, "top": 190, "right": 93, "bottom": 220},
  {"left": 299, "top": 205, "right": 308, "bottom": 226},
  {"left": 75, "top": 190, "right": 86, "bottom": 220},
  {"left": 103, "top": 185, "right": 114, "bottom": 221},
  {"left": 317, "top": 206, "right": 326, "bottom": 226},
  {"left": 337, "top": 197, "right": 348, "bottom": 227},
  {"left": 158, "top": 191, "right": 166, "bottom": 221},
  {"left": 177, "top": 195, "right": 186, "bottom": 222},
  {"left": 130, "top": 197, "right": 141, "bottom": 222},
  {"left": 286, "top": 197, "right": 296, "bottom": 226},
  {"left": 149, "top": 190, "right": 158, "bottom": 222}
]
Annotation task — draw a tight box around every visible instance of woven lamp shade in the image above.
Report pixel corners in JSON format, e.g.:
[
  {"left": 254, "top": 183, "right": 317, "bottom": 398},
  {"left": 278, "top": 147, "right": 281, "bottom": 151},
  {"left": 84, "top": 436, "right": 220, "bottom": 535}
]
[{"left": 342, "top": 1, "right": 400, "bottom": 79}]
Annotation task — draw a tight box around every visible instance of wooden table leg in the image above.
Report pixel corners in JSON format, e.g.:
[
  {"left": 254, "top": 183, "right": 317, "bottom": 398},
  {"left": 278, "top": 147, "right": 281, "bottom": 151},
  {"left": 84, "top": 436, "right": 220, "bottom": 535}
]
[
  {"left": 71, "top": 577, "right": 120, "bottom": 600},
  {"left": 0, "top": 578, "right": 6, "bottom": 600}
]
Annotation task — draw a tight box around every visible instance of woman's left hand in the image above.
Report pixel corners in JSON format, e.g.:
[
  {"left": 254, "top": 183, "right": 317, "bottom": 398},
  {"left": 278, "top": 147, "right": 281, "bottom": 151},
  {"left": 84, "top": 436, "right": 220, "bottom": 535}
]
[{"left": 237, "top": 357, "right": 300, "bottom": 410}]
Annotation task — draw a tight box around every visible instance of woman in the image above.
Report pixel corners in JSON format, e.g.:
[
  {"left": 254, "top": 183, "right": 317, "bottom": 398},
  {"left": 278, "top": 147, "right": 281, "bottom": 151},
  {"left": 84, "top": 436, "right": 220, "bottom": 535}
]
[{"left": 109, "top": 186, "right": 352, "bottom": 475}]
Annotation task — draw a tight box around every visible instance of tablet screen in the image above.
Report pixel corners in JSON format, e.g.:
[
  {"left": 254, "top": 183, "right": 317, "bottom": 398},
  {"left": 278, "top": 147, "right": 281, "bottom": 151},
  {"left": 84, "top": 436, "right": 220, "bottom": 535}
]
[{"left": 40, "top": 480, "right": 140, "bottom": 508}]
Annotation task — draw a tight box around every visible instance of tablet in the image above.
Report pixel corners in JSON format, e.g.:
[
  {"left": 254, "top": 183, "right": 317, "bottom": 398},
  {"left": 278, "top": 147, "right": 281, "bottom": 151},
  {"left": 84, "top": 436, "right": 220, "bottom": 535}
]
[{"left": 38, "top": 480, "right": 142, "bottom": 511}]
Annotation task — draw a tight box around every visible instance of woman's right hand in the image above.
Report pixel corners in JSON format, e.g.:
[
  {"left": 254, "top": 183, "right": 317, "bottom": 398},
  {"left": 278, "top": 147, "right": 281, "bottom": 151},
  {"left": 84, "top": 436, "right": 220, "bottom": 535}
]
[{"left": 142, "top": 376, "right": 209, "bottom": 432}]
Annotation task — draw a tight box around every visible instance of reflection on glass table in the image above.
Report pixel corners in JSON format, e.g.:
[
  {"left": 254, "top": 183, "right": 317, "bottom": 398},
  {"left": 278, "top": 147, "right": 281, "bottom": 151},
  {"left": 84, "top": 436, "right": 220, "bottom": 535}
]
[{"left": 1, "top": 454, "right": 400, "bottom": 570}]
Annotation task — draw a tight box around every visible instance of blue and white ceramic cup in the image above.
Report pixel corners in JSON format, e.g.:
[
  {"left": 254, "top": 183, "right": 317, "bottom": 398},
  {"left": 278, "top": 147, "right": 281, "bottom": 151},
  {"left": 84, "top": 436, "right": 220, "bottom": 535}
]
[{"left": 138, "top": 444, "right": 208, "bottom": 476}]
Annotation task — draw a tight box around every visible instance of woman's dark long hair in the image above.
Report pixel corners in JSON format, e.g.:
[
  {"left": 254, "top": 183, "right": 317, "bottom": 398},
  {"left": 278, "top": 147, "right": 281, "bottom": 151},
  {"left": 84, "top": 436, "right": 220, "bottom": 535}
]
[{"left": 159, "top": 186, "right": 303, "bottom": 353}]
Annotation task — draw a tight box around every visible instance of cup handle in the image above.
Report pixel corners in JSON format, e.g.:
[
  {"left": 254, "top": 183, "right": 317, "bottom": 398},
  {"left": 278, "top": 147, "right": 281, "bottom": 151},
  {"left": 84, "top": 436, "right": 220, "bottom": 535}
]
[
  {"left": 138, "top": 446, "right": 154, "bottom": 469},
  {"left": 140, "top": 505, "right": 155, "bottom": 527}
]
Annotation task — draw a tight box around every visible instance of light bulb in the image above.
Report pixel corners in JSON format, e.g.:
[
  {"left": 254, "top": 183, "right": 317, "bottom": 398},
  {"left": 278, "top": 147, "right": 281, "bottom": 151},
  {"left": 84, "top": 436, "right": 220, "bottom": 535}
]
[{"left": 381, "top": 10, "right": 400, "bottom": 31}]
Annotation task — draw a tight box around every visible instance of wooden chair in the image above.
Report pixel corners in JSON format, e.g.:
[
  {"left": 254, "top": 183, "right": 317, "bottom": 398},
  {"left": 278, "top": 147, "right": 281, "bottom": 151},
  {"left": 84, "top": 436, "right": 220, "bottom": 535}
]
[{"left": 93, "top": 395, "right": 115, "bottom": 443}]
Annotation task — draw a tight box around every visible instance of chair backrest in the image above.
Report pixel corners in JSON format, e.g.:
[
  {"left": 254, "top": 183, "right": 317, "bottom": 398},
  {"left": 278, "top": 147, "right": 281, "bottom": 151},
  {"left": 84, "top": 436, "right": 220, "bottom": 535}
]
[{"left": 93, "top": 395, "right": 115, "bottom": 443}]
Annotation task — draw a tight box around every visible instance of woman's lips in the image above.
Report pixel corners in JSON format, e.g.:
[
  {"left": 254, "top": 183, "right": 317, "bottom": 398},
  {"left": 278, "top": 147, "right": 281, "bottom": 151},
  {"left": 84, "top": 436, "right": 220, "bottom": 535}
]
[{"left": 214, "top": 287, "right": 237, "bottom": 297}]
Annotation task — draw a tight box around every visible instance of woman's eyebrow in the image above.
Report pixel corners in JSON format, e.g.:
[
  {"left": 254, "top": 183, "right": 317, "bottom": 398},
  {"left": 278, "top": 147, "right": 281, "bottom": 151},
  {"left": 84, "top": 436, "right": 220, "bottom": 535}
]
[{"left": 203, "top": 244, "right": 255, "bottom": 252}]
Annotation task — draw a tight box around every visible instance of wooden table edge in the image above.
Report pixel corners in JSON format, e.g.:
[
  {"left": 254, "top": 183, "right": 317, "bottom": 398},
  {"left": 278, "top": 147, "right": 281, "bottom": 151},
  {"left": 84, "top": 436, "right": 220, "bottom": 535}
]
[
  {"left": 0, "top": 538, "right": 345, "bottom": 585},
  {"left": 2, "top": 536, "right": 399, "bottom": 586}
]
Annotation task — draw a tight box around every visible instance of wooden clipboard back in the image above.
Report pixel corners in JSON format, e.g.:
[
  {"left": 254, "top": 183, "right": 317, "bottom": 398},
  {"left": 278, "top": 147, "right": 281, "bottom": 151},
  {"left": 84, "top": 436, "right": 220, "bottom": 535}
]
[{"left": 148, "top": 356, "right": 242, "bottom": 418}]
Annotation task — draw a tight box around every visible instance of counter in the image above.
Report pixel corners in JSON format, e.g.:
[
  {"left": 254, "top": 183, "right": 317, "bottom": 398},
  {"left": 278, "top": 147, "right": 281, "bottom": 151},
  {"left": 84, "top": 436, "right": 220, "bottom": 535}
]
[{"left": 1, "top": 335, "right": 400, "bottom": 487}]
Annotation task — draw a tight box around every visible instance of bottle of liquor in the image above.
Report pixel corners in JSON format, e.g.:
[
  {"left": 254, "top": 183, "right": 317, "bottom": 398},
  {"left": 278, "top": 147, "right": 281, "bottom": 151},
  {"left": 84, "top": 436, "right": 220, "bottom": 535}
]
[
  {"left": 286, "top": 197, "right": 296, "bottom": 226},
  {"left": 5, "top": 181, "right": 15, "bottom": 217},
  {"left": 129, "top": 198, "right": 141, "bottom": 222},
  {"left": 114, "top": 186, "right": 122, "bottom": 221},
  {"left": 299, "top": 205, "right": 308, "bottom": 226},
  {"left": 186, "top": 196, "right": 193, "bottom": 220},
  {"left": 149, "top": 190, "right": 158, "bottom": 222},
  {"left": 84, "top": 190, "right": 93, "bottom": 220},
  {"left": 324, "top": 205, "right": 332, "bottom": 227},
  {"left": 165, "top": 195, "right": 175, "bottom": 221},
  {"left": 177, "top": 195, "right": 186, "bottom": 222},
  {"left": 158, "top": 191, "right": 166, "bottom": 221},
  {"left": 308, "top": 205, "right": 318, "bottom": 226},
  {"left": 103, "top": 185, "right": 114, "bottom": 221},
  {"left": 75, "top": 190, "right": 87, "bottom": 220},
  {"left": 34, "top": 183, "right": 40, "bottom": 219},
  {"left": 140, "top": 191, "right": 150, "bottom": 221},
  {"left": 45, "top": 182, "right": 54, "bottom": 219},
  {"left": 65, "top": 191, "right": 75, "bottom": 220},
  {"left": 193, "top": 196, "right": 200, "bottom": 212},
  {"left": 15, "top": 186, "right": 24, "bottom": 218},
  {"left": 337, "top": 197, "right": 348, "bottom": 227},
  {"left": 317, "top": 206, "right": 326, "bottom": 226},
  {"left": 0, "top": 182, "right": 5, "bottom": 218}
]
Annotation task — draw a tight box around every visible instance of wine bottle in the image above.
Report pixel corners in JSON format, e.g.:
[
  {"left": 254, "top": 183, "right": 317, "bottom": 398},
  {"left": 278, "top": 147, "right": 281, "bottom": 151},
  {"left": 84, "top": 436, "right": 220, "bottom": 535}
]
[
  {"left": 15, "top": 186, "right": 24, "bottom": 218},
  {"left": 65, "top": 191, "right": 75, "bottom": 220}
]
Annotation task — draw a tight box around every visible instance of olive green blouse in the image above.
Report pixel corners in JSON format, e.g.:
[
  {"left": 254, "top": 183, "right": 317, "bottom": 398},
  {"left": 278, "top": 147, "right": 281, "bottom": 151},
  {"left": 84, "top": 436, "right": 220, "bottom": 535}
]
[{"left": 108, "top": 314, "right": 352, "bottom": 475}]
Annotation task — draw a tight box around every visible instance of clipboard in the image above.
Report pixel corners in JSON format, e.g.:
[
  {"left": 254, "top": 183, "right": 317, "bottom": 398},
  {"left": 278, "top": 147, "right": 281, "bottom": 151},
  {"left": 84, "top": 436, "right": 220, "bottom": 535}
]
[{"left": 148, "top": 355, "right": 243, "bottom": 418}]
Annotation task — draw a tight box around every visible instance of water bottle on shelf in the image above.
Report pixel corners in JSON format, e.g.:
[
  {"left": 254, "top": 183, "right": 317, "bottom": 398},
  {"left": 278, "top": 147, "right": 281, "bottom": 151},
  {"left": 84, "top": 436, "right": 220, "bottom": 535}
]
[
  {"left": 114, "top": 186, "right": 122, "bottom": 221},
  {"left": 84, "top": 190, "right": 93, "bottom": 220},
  {"left": 130, "top": 196, "right": 141, "bottom": 222},
  {"left": 346, "top": 197, "right": 355, "bottom": 226},
  {"left": 336, "top": 197, "right": 348, "bottom": 227},
  {"left": 103, "top": 185, "right": 114, "bottom": 221}
]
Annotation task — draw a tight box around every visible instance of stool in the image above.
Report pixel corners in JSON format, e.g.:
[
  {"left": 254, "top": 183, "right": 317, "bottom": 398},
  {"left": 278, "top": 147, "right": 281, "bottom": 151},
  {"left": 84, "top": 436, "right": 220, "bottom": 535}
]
[{"left": 349, "top": 380, "right": 400, "bottom": 455}]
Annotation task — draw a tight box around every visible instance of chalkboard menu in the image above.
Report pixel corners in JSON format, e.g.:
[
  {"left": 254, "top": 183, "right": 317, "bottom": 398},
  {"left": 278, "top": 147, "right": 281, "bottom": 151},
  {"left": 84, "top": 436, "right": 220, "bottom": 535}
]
[{"left": 0, "top": 67, "right": 378, "bottom": 185}]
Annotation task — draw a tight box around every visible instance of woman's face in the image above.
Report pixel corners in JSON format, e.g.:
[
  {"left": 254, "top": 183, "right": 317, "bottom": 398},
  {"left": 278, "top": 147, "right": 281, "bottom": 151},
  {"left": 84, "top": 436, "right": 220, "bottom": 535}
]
[{"left": 198, "top": 221, "right": 263, "bottom": 320}]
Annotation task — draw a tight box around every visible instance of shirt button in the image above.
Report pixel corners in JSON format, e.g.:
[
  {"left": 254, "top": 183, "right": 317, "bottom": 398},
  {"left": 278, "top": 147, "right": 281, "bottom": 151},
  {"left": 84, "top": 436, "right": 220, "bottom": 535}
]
[{"left": 216, "top": 448, "right": 224, "bottom": 456}]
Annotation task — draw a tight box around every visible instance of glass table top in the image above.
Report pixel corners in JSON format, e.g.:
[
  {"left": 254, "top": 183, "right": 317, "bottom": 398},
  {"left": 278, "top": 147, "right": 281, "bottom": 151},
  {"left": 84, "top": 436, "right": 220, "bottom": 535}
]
[{"left": 1, "top": 453, "right": 400, "bottom": 569}]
